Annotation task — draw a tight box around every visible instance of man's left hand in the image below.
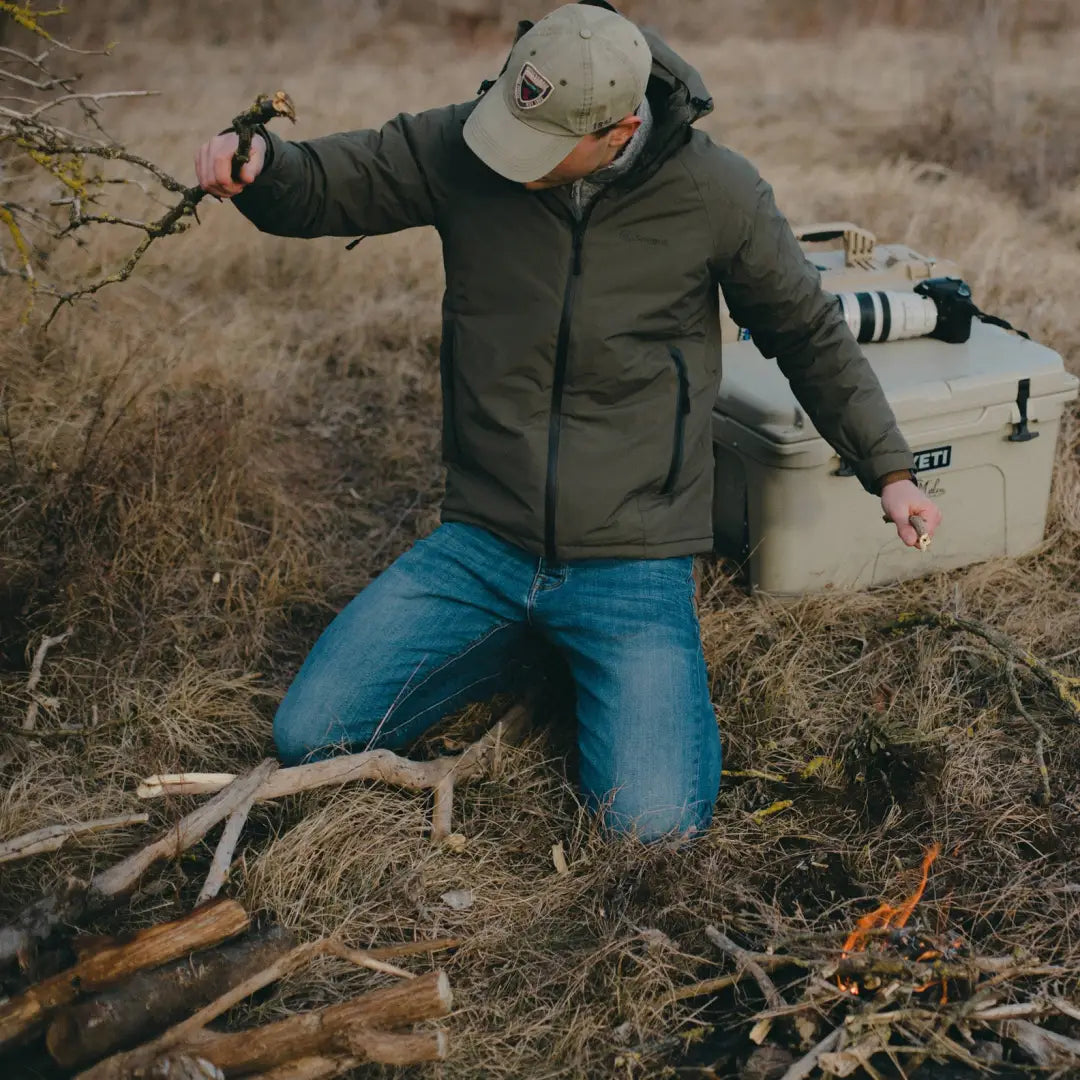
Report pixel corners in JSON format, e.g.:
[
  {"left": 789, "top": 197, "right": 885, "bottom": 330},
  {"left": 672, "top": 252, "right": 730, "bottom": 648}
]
[{"left": 881, "top": 479, "right": 943, "bottom": 549}]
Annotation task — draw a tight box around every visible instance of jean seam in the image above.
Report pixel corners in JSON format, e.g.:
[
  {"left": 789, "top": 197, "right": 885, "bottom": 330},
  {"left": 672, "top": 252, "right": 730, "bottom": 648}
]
[
  {"left": 374, "top": 666, "right": 512, "bottom": 744},
  {"left": 686, "top": 567, "right": 712, "bottom": 828},
  {"left": 368, "top": 619, "right": 517, "bottom": 741}
]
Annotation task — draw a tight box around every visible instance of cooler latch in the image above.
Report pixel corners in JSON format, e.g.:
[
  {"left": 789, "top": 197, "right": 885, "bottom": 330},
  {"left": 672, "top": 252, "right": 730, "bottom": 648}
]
[{"left": 1008, "top": 379, "right": 1039, "bottom": 443}]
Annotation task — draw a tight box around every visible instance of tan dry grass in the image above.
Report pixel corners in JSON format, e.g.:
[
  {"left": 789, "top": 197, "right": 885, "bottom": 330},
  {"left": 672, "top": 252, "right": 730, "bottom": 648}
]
[{"left": 2, "top": 9, "right": 1080, "bottom": 1078}]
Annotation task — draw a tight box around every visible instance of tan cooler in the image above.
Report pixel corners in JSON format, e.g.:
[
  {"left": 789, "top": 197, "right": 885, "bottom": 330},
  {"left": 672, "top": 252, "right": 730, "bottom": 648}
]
[{"left": 711, "top": 226, "right": 1079, "bottom": 594}]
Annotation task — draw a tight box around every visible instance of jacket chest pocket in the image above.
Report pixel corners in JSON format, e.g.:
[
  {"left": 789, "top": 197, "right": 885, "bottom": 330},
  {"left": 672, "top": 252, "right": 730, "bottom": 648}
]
[{"left": 660, "top": 346, "right": 691, "bottom": 495}]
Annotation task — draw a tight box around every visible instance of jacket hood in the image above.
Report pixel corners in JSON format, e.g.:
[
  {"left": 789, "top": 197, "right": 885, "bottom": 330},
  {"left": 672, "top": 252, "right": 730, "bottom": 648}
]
[
  {"left": 492, "top": 2, "right": 713, "bottom": 130},
  {"left": 638, "top": 24, "right": 713, "bottom": 127}
]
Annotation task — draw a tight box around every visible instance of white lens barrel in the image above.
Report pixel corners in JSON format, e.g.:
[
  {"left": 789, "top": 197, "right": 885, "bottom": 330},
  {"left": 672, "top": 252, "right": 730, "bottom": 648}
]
[{"left": 837, "top": 290, "right": 939, "bottom": 343}]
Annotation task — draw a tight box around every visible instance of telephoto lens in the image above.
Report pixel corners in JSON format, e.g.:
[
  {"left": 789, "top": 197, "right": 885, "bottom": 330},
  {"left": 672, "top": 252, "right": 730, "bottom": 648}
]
[{"left": 836, "top": 290, "right": 939, "bottom": 343}]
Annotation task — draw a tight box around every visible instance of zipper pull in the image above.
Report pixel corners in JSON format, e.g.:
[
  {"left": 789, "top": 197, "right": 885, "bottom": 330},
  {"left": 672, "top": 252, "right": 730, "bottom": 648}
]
[{"left": 572, "top": 230, "right": 584, "bottom": 275}]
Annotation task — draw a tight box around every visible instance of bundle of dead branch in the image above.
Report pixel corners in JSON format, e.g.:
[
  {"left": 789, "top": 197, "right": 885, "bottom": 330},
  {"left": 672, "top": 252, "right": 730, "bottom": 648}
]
[{"left": 0, "top": 896, "right": 457, "bottom": 1076}]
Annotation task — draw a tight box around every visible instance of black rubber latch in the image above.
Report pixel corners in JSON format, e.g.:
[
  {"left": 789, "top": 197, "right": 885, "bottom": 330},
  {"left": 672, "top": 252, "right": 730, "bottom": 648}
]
[{"left": 1008, "top": 378, "right": 1039, "bottom": 442}]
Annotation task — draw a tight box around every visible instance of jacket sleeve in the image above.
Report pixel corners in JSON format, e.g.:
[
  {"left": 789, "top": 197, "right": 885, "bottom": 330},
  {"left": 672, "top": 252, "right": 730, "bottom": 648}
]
[
  {"left": 232, "top": 105, "right": 460, "bottom": 238},
  {"left": 716, "top": 174, "right": 915, "bottom": 494}
]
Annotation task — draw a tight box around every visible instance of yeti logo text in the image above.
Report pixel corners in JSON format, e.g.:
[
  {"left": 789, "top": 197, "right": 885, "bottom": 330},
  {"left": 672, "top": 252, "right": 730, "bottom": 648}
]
[
  {"left": 912, "top": 445, "right": 952, "bottom": 472},
  {"left": 514, "top": 63, "right": 554, "bottom": 110}
]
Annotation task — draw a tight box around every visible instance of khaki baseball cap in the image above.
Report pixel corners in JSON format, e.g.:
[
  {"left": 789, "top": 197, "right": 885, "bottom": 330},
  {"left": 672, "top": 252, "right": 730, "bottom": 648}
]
[{"left": 464, "top": 3, "right": 652, "bottom": 183}]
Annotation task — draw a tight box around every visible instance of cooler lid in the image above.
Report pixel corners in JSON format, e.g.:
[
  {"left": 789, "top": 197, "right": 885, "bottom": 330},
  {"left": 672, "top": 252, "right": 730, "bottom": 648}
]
[{"left": 714, "top": 320, "right": 1077, "bottom": 444}]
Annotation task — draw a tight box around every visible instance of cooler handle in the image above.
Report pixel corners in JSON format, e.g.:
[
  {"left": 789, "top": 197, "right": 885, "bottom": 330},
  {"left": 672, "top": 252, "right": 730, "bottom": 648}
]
[{"left": 795, "top": 221, "right": 877, "bottom": 269}]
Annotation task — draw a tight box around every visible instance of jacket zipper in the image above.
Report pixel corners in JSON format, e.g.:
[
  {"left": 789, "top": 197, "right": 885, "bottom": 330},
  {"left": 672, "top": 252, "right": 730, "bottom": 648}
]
[
  {"left": 544, "top": 204, "right": 597, "bottom": 561},
  {"left": 661, "top": 346, "right": 691, "bottom": 495}
]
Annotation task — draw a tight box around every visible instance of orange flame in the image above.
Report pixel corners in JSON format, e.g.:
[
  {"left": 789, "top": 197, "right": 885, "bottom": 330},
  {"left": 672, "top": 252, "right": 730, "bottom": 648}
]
[{"left": 838, "top": 843, "right": 941, "bottom": 993}]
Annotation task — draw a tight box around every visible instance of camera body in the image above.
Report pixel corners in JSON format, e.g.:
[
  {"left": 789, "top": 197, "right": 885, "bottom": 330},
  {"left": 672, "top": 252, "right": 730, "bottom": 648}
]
[{"left": 915, "top": 276, "right": 975, "bottom": 344}]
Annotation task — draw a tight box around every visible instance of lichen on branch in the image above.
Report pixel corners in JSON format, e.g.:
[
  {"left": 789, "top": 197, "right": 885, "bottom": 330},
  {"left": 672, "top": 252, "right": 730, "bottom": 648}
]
[{"left": 0, "top": 8, "right": 295, "bottom": 326}]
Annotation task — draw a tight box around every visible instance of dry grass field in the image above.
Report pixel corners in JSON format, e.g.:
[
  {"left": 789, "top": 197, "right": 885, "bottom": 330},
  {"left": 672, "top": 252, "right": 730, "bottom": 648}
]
[{"left": 2, "top": 2, "right": 1080, "bottom": 1077}]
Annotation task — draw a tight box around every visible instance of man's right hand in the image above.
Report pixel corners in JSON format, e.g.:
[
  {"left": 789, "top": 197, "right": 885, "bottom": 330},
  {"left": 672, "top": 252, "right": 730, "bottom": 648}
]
[{"left": 194, "top": 132, "right": 267, "bottom": 198}]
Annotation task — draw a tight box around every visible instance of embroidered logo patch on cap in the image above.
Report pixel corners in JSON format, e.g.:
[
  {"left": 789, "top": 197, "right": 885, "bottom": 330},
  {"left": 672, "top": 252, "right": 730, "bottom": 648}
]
[{"left": 514, "top": 62, "right": 554, "bottom": 110}]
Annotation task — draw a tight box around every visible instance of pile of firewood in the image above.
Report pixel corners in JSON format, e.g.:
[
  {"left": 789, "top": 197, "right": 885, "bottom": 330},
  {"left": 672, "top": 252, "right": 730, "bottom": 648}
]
[
  {"left": 0, "top": 899, "right": 455, "bottom": 1078},
  {"left": 0, "top": 705, "right": 532, "bottom": 1077}
]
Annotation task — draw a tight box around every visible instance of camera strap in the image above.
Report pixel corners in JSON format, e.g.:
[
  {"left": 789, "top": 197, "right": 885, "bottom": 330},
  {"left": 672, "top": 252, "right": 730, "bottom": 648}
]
[{"left": 970, "top": 305, "right": 1030, "bottom": 341}]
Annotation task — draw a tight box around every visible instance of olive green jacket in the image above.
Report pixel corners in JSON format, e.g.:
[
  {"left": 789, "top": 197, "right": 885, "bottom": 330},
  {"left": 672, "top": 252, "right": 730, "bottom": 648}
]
[{"left": 234, "top": 29, "right": 913, "bottom": 560}]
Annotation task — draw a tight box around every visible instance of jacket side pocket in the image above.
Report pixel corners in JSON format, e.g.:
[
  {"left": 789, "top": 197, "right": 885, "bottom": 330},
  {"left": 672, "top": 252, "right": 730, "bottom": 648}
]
[
  {"left": 439, "top": 321, "right": 462, "bottom": 464},
  {"left": 661, "top": 346, "right": 691, "bottom": 495}
]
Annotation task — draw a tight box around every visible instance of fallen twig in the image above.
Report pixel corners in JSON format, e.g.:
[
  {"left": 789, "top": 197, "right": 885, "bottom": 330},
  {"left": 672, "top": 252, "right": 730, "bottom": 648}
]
[
  {"left": 704, "top": 925, "right": 784, "bottom": 1010},
  {"left": 777, "top": 1025, "right": 842, "bottom": 1080},
  {"left": 883, "top": 612, "right": 1080, "bottom": 722},
  {"left": 138, "top": 703, "right": 533, "bottom": 842},
  {"left": 658, "top": 954, "right": 806, "bottom": 1005},
  {"left": 0, "top": 759, "right": 278, "bottom": 965},
  {"left": 195, "top": 804, "right": 254, "bottom": 906},
  {"left": 22, "top": 627, "right": 71, "bottom": 730},
  {"left": 90, "top": 759, "right": 279, "bottom": 901},
  {"left": 0, "top": 813, "right": 148, "bottom": 865}
]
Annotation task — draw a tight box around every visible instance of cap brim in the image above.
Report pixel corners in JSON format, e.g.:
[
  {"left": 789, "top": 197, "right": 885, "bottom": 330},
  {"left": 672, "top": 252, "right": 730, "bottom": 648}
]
[{"left": 463, "top": 77, "right": 580, "bottom": 184}]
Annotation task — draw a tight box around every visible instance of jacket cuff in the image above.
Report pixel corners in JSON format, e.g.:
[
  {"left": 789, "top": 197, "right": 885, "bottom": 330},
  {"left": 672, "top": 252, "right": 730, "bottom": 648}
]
[{"left": 854, "top": 450, "right": 916, "bottom": 495}]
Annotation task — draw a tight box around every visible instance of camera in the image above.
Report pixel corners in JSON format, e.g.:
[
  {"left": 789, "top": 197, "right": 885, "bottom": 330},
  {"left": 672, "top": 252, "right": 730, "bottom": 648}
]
[
  {"left": 834, "top": 276, "right": 977, "bottom": 345},
  {"left": 914, "top": 276, "right": 976, "bottom": 344}
]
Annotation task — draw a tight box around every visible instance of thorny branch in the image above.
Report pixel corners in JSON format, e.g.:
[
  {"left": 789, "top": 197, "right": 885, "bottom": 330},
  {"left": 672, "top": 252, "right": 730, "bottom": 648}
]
[{"left": 0, "top": 7, "right": 295, "bottom": 325}]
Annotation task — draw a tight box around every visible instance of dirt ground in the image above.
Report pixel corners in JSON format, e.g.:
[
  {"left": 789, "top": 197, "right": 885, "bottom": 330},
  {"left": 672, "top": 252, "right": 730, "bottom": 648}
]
[{"left": 2, "top": 3, "right": 1080, "bottom": 1078}]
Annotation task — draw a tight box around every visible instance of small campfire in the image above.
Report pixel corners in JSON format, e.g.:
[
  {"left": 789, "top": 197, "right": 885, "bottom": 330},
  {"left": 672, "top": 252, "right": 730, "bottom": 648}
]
[
  {"left": 662, "top": 841, "right": 1080, "bottom": 1077},
  {"left": 836, "top": 842, "right": 961, "bottom": 998}
]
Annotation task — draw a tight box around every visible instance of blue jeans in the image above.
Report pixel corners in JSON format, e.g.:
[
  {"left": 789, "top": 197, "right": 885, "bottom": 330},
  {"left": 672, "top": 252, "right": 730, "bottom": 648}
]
[{"left": 273, "top": 523, "right": 721, "bottom": 841}]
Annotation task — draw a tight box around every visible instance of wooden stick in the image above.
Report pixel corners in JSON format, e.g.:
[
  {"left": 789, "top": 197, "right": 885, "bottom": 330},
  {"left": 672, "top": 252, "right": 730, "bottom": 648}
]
[
  {"left": 79, "top": 970, "right": 452, "bottom": 1080},
  {"left": 196, "top": 803, "right": 253, "bottom": 906},
  {"left": 1002, "top": 1019, "right": 1080, "bottom": 1065},
  {"left": 46, "top": 927, "right": 294, "bottom": 1069},
  {"left": 174, "top": 972, "right": 451, "bottom": 1075},
  {"left": 138, "top": 704, "right": 532, "bottom": 840},
  {"left": 208, "top": 1030, "right": 449, "bottom": 1079},
  {"left": 882, "top": 612, "right": 1080, "bottom": 722},
  {"left": 23, "top": 627, "right": 72, "bottom": 730},
  {"left": 910, "top": 514, "right": 931, "bottom": 551},
  {"left": 778, "top": 1026, "right": 842, "bottom": 1080},
  {"left": 0, "top": 814, "right": 149, "bottom": 865},
  {"left": 659, "top": 954, "right": 802, "bottom": 1005},
  {"left": 0, "top": 899, "right": 249, "bottom": 1050},
  {"left": 89, "top": 759, "right": 278, "bottom": 901},
  {"left": 0, "top": 760, "right": 276, "bottom": 966},
  {"left": 365, "top": 937, "right": 460, "bottom": 960},
  {"left": 139, "top": 704, "right": 532, "bottom": 801},
  {"left": 704, "top": 925, "right": 784, "bottom": 1011},
  {"left": 74, "top": 936, "right": 424, "bottom": 1080}
]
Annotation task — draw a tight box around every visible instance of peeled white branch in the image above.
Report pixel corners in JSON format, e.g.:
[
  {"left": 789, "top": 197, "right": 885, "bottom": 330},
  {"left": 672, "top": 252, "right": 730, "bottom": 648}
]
[
  {"left": 0, "top": 814, "right": 149, "bottom": 865},
  {"left": 138, "top": 703, "right": 532, "bottom": 841}
]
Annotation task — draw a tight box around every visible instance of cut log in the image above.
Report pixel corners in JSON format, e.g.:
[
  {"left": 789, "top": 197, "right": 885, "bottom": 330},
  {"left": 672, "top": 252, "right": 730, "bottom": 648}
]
[
  {"left": 0, "top": 814, "right": 150, "bottom": 865},
  {"left": 174, "top": 970, "right": 452, "bottom": 1075},
  {"left": 245, "top": 1030, "right": 449, "bottom": 1078},
  {"left": 138, "top": 705, "right": 531, "bottom": 842},
  {"left": 0, "top": 760, "right": 278, "bottom": 966},
  {"left": 0, "top": 899, "right": 249, "bottom": 1050},
  {"left": 78, "top": 970, "right": 452, "bottom": 1080},
  {"left": 46, "top": 927, "right": 293, "bottom": 1069}
]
